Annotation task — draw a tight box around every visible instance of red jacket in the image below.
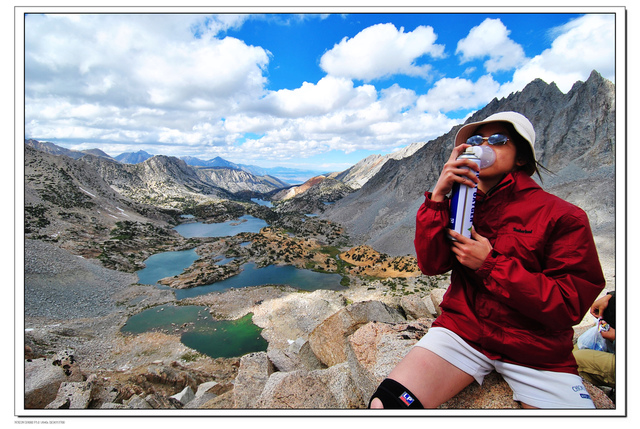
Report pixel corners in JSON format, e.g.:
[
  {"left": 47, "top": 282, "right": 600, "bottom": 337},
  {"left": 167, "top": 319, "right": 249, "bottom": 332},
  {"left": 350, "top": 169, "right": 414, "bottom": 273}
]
[{"left": 414, "top": 171, "right": 605, "bottom": 374}]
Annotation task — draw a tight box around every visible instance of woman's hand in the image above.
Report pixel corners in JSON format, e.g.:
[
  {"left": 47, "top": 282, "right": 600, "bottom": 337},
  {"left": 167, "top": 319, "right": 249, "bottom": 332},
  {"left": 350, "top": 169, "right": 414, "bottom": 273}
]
[
  {"left": 601, "top": 326, "right": 615, "bottom": 342},
  {"left": 448, "top": 227, "right": 492, "bottom": 270},
  {"left": 590, "top": 293, "right": 612, "bottom": 319},
  {"left": 431, "top": 144, "right": 480, "bottom": 202}
]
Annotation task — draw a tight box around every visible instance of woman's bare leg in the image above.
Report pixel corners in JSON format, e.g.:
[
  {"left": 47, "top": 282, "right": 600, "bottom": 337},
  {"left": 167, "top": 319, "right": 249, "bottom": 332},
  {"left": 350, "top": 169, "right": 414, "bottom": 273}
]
[{"left": 370, "top": 346, "right": 475, "bottom": 409}]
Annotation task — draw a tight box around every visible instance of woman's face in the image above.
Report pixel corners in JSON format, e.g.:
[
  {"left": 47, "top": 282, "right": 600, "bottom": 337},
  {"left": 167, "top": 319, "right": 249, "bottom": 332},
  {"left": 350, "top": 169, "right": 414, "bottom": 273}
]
[{"left": 472, "top": 122, "right": 525, "bottom": 189}]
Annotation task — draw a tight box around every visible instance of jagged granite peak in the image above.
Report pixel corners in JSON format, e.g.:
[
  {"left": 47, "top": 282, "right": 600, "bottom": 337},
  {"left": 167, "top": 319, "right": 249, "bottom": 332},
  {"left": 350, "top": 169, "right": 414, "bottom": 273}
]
[
  {"left": 322, "top": 70, "right": 615, "bottom": 262},
  {"left": 137, "top": 155, "right": 201, "bottom": 180}
]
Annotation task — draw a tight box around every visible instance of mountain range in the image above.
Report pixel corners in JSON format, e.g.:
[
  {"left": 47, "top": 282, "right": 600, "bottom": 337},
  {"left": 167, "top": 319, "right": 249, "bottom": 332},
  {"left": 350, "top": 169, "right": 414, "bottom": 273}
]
[
  {"left": 25, "top": 122, "right": 426, "bottom": 211},
  {"left": 26, "top": 140, "right": 330, "bottom": 186},
  {"left": 25, "top": 139, "right": 113, "bottom": 160}
]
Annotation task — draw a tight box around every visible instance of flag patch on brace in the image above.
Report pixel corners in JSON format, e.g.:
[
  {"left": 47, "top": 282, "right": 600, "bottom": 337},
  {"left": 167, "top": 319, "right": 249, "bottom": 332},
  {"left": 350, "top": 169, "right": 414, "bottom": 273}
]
[{"left": 400, "top": 392, "right": 415, "bottom": 406}]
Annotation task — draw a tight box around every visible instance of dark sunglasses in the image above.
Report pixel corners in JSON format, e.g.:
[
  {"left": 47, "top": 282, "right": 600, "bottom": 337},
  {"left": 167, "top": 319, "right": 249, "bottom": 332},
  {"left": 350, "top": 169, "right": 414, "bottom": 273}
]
[{"left": 466, "top": 133, "right": 510, "bottom": 146}]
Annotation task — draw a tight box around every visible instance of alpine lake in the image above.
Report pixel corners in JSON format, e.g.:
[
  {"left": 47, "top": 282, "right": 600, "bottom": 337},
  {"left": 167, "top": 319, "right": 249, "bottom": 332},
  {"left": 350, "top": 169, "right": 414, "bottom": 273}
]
[{"left": 121, "top": 213, "right": 345, "bottom": 359}]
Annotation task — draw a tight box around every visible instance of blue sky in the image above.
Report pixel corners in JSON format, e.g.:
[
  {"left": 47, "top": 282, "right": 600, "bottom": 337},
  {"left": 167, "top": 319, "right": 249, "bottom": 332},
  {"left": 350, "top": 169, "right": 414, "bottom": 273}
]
[{"left": 22, "top": 8, "right": 618, "bottom": 176}]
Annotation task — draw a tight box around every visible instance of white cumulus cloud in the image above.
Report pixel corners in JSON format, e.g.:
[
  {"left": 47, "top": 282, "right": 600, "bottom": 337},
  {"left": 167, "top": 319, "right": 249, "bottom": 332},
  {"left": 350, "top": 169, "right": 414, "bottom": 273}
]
[
  {"left": 24, "top": 14, "right": 271, "bottom": 146},
  {"left": 258, "top": 76, "right": 377, "bottom": 118},
  {"left": 417, "top": 75, "right": 502, "bottom": 114},
  {"left": 320, "top": 23, "right": 445, "bottom": 81},
  {"left": 456, "top": 18, "right": 526, "bottom": 72}
]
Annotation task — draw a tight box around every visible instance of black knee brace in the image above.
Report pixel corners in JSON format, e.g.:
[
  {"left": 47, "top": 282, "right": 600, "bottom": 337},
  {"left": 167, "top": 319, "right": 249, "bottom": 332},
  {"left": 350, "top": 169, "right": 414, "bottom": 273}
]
[{"left": 369, "top": 378, "right": 424, "bottom": 409}]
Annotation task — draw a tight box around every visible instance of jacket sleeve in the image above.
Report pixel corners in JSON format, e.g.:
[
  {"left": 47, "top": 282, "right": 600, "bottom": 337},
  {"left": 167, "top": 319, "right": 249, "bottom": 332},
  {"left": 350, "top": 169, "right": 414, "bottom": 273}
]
[
  {"left": 475, "top": 209, "right": 606, "bottom": 329},
  {"left": 414, "top": 192, "right": 453, "bottom": 276}
]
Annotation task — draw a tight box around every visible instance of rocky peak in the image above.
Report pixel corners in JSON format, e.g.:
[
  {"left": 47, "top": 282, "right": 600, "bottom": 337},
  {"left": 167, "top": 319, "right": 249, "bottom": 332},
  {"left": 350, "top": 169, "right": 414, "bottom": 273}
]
[{"left": 138, "top": 155, "right": 196, "bottom": 179}]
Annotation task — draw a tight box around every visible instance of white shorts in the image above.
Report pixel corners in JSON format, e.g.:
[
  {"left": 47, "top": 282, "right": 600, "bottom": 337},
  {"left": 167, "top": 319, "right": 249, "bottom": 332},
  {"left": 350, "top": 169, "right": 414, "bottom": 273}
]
[{"left": 414, "top": 327, "right": 595, "bottom": 409}]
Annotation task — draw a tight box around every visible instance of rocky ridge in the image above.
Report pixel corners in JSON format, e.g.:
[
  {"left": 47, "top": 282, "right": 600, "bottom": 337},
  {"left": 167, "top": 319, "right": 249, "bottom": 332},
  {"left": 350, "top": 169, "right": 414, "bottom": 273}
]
[
  {"left": 26, "top": 139, "right": 290, "bottom": 210},
  {"left": 335, "top": 140, "right": 426, "bottom": 189},
  {"left": 81, "top": 153, "right": 233, "bottom": 208},
  {"left": 25, "top": 139, "right": 113, "bottom": 160},
  {"left": 195, "top": 167, "right": 288, "bottom": 194}
]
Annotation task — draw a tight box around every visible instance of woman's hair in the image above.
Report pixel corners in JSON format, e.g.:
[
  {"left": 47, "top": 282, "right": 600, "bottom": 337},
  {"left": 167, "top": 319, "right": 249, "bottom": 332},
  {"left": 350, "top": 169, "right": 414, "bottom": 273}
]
[{"left": 501, "top": 122, "right": 552, "bottom": 181}]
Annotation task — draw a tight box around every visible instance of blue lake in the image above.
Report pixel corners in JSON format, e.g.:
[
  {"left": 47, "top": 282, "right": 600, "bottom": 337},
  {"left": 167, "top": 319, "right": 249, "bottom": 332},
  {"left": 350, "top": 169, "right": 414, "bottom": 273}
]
[
  {"left": 251, "top": 198, "right": 273, "bottom": 208},
  {"left": 136, "top": 248, "right": 199, "bottom": 286},
  {"left": 174, "top": 215, "right": 268, "bottom": 238},
  {"left": 137, "top": 253, "right": 344, "bottom": 300},
  {"left": 174, "top": 262, "right": 344, "bottom": 299}
]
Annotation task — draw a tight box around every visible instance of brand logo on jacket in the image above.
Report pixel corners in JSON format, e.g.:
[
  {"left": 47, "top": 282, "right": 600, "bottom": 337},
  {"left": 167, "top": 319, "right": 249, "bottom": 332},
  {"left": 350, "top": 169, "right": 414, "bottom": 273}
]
[{"left": 513, "top": 227, "right": 533, "bottom": 234}]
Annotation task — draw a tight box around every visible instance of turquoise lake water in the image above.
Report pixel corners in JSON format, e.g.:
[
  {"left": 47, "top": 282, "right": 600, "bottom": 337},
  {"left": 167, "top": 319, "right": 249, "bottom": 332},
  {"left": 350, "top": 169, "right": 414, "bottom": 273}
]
[{"left": 121, "top": 305, "right": 268, "bottom": 358}]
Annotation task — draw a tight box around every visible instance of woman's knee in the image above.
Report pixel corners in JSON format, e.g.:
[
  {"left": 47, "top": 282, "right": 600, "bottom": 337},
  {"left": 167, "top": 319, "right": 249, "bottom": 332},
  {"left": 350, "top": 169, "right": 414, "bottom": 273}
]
[
  {"left": 369, "top": 347, "right": 474, "bottom": 409},
  {"left": 368, "top": 378, "right": 424, "bottom": 409},
  {"left": 369, "top": 397, "right": 384, "bottom": 409}
]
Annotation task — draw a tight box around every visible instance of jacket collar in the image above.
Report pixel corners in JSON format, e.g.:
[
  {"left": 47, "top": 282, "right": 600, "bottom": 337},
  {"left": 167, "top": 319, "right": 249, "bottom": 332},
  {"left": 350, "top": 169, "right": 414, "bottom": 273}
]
[{"left": 478, "top": 171, "right": 540, "bottom": 200}]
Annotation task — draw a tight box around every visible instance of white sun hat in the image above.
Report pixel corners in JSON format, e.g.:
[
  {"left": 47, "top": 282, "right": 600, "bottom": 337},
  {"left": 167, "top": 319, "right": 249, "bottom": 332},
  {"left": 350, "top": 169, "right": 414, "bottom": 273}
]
[{"left": 454, "top": 111, "right": 536, "bottom": 160}]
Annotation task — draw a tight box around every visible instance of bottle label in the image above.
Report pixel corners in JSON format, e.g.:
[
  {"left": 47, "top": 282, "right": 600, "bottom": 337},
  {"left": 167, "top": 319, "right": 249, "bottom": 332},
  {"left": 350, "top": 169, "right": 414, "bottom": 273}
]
[{"left": 448, "top": 157, "right": 480, "bottom": 240}]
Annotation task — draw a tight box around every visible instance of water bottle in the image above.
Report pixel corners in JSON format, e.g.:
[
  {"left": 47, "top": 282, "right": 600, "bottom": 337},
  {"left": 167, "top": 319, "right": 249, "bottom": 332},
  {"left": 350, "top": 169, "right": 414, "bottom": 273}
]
[{"left": 448, "top": 146, "right": 495, "bottom": 240}]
